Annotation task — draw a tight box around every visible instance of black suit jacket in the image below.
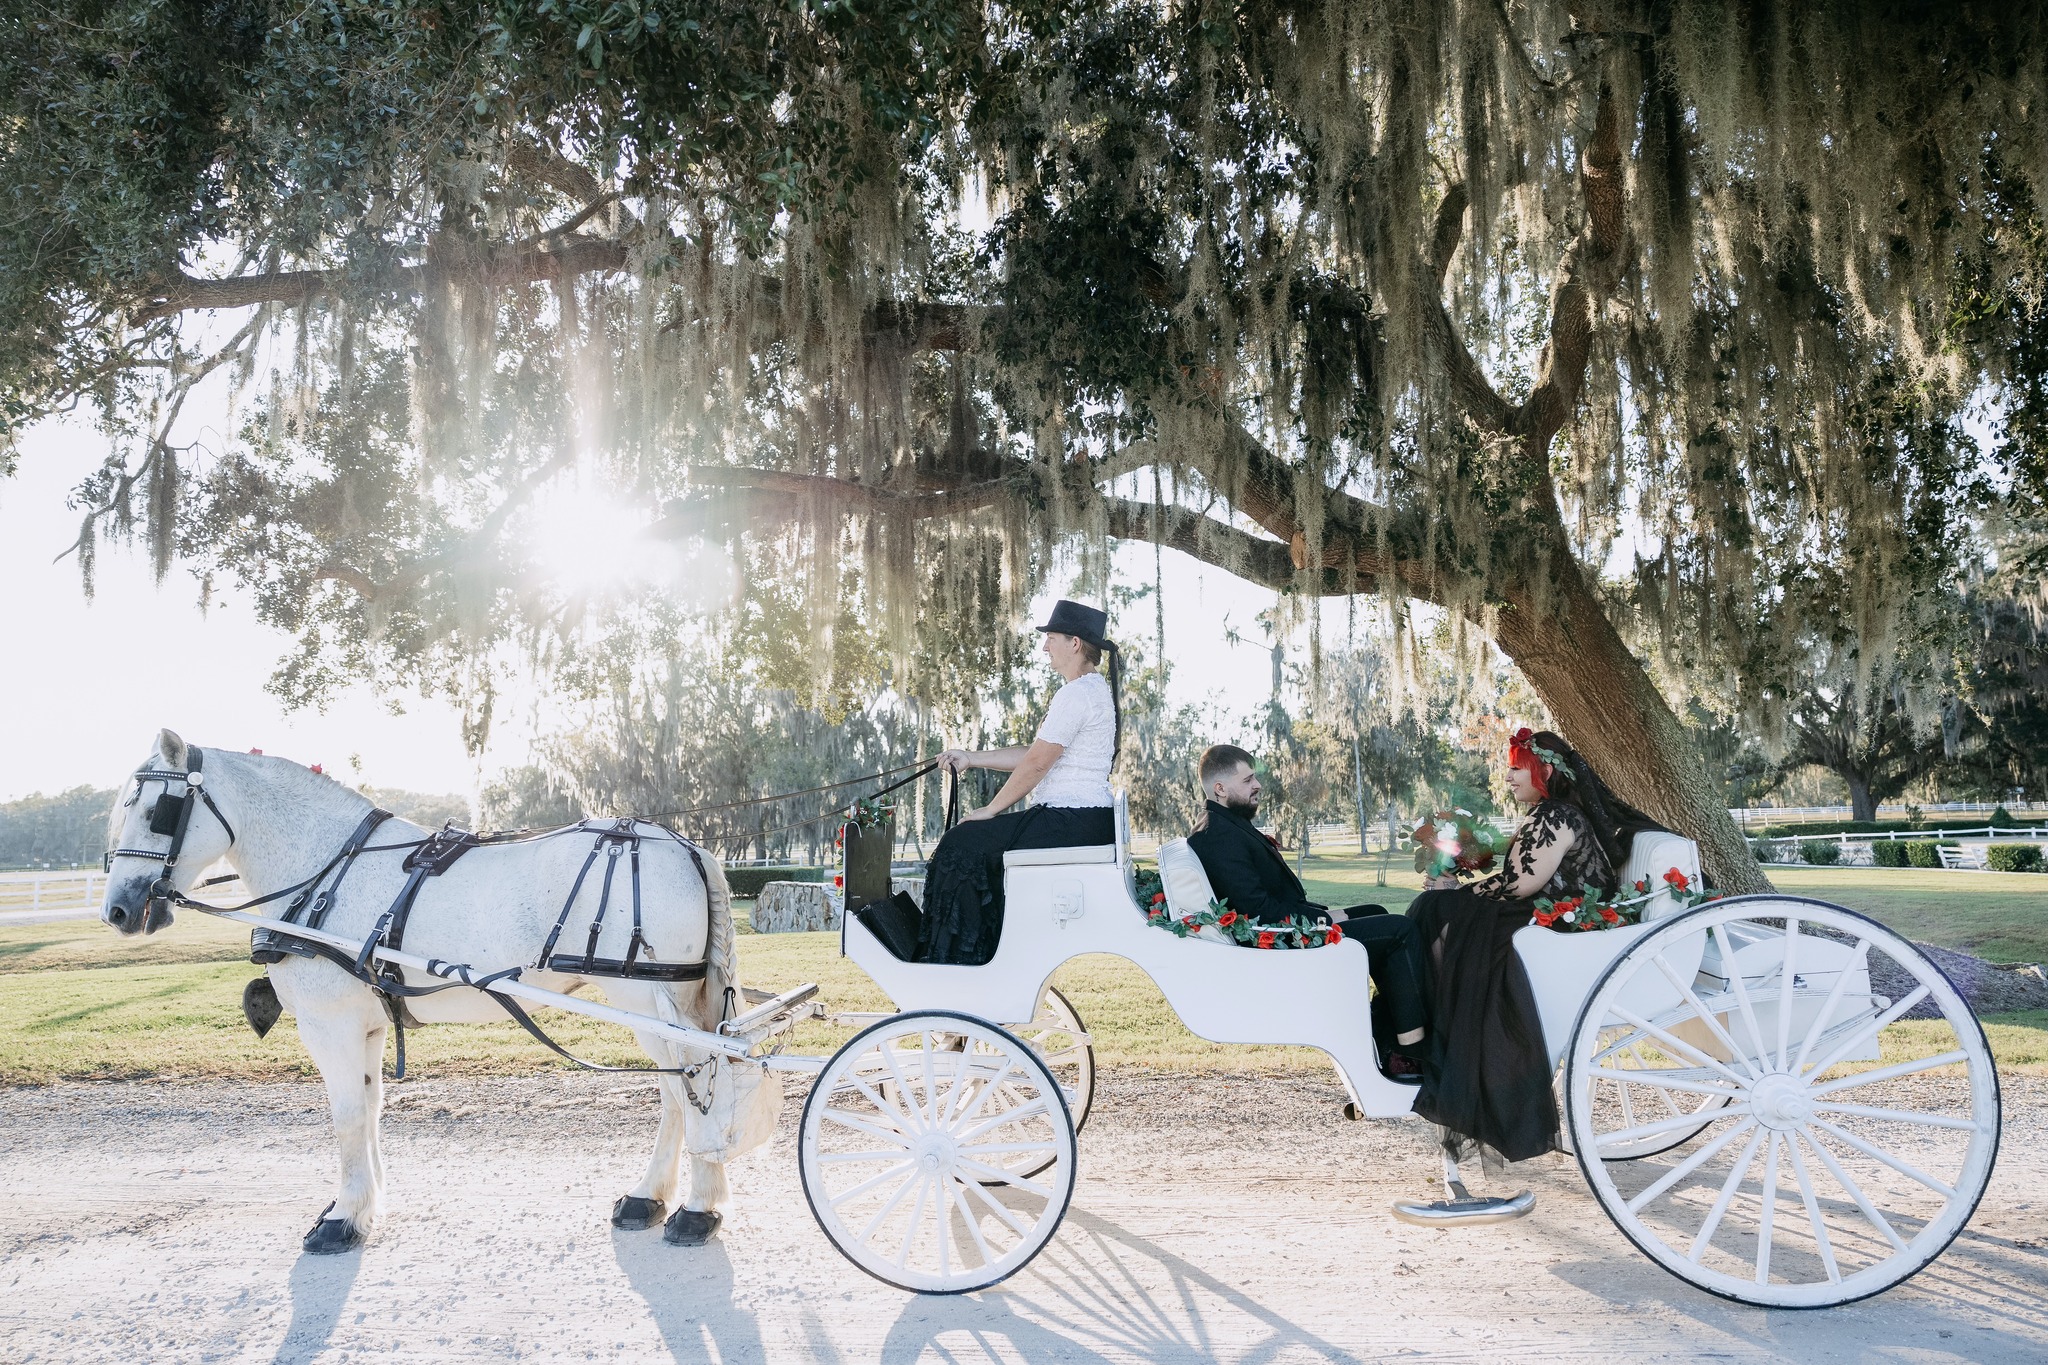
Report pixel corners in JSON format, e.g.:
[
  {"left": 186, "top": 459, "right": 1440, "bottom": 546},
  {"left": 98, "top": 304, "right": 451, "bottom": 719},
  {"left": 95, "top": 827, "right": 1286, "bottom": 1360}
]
[{"left": 1186, "top": 800, "right": 1327, "bottom": 926}]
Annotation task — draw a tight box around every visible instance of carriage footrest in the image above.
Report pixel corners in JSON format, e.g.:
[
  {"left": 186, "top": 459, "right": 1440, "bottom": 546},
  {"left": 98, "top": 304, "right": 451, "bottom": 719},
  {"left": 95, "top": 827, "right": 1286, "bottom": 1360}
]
[
  {"left": 543, "top": 955, "right": 707, "bottom": 980},
  {"left": 1390, "top": 1188, "right": 1535, "bottom": 1227}
]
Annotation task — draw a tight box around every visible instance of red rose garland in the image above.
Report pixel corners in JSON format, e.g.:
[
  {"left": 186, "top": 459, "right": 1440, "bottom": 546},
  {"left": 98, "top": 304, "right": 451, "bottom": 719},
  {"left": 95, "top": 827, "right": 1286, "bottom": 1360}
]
[{"left": 1532, "top": 867, "right": 1711, "bottom": 932}]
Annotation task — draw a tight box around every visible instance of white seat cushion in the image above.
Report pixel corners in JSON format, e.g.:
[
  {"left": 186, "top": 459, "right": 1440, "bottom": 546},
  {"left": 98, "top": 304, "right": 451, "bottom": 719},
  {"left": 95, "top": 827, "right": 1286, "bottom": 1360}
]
[
  {"left": 1621, "top": 830, "right": 1704, "bottom": 920},
  {"left": 1002, "top": 844, "right": 1118, "bottom": 867},
  {"left": 1155, "top": 839, "right": 1232, "bottom": 944}
]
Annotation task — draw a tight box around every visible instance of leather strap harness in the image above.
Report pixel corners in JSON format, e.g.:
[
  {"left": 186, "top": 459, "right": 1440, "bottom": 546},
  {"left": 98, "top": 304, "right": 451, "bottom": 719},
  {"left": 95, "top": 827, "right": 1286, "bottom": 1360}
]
[{"left": 111, "top": 752, "right": 726, "bottom": 1083}]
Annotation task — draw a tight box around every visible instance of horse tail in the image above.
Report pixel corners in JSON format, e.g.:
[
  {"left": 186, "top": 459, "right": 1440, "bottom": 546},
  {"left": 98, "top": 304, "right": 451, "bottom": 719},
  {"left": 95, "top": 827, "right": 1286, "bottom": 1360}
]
[{"left": 698, "top": 848, "right": 739, "bottom": 1024}]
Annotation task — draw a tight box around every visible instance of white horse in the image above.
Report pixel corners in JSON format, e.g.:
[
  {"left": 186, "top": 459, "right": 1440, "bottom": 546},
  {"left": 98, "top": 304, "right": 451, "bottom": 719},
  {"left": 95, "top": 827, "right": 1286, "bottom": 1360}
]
[{"left": 101, "top": 729, "right": 764, "bottom": 1254}]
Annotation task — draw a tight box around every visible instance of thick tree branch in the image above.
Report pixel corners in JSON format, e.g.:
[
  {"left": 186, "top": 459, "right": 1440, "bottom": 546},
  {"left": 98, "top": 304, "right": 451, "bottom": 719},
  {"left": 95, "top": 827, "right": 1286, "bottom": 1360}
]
[{"left": 129, "top": 236, "right": 631, "bottom": 324}]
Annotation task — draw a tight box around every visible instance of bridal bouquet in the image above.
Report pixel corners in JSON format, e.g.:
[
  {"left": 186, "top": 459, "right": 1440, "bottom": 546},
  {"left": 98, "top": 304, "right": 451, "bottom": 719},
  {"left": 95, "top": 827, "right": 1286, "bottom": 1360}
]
[{"left": 1409, "top": 809, "right": 1509, "bottom": 880}]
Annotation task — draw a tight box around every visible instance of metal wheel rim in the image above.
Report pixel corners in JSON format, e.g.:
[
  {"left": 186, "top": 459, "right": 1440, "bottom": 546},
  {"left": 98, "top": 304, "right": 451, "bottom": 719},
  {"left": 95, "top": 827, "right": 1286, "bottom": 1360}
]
[
  {"left": 799, "top": 1010, "right": 1077, "bottom": 1294},
  {"left": 1564, "top": 896, "right": 2000, "bottom": 1309}
]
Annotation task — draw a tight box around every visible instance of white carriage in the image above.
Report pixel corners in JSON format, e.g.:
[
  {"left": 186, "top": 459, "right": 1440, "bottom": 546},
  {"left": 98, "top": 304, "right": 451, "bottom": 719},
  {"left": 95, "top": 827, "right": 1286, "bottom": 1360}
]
[
  {"left": 797, "top": 796, "right": 2001, "bottom": 1307},
  {"left": 211, "top": 790, "right": 2000, "bottom": 1307}
]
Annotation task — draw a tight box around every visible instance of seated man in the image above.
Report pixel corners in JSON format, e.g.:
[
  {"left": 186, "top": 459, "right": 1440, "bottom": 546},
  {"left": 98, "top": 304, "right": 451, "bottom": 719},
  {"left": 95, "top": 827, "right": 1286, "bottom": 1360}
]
[{"left": 1185, "top": 744, "right": 1429, "bottom": 1079}]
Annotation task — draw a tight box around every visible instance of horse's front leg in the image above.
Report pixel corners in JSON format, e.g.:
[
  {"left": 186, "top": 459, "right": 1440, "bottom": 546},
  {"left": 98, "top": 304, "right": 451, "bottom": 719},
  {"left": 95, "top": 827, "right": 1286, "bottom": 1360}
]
[{"left": 287, "top": 979, "right": 389, "bottom": 1254}]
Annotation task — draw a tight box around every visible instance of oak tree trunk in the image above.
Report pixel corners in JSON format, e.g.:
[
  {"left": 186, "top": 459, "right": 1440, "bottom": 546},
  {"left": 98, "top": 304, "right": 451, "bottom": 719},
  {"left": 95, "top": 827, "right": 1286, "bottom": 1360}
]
[
  {"left": 1495, "top": 547, "right": 1772, "bottom": 895},
  {"left": 1845, "top": 773, "right": 1877, "bottom": 824}
]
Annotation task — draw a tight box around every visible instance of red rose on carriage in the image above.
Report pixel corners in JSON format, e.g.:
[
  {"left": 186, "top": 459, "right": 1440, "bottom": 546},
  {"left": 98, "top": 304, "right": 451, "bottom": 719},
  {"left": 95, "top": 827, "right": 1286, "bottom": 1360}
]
[
  {"left": 1600, "top": 906, "right": 1620, "bottom": 924},
  {"left": 1635, "top": 878, "right": 1649, "bottom": 894},
  {"left": 1151, "top": 891, "right": 1166, "bottom": 905},
  {"left": 1217, "top": 909, "right": 1240, "bottom": 928},
  {"left": 1256, "top": 930, "right": 1277, "bottom": 949},
  {"left": 1664, "top": 868, "right": 1690, "bottom": 891},
  {"left": 1147, "top": 905, "right": 1164, "bottom": 920},
  {"left": 1325, "top": 926, "right": 1343, "bottom": 945}
]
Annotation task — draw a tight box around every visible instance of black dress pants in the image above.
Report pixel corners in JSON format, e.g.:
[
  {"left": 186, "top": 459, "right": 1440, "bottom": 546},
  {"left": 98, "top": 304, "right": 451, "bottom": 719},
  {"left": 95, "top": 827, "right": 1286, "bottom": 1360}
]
[{"left": 1329, "top": 904, "right": 1430, "bottom": 1046}]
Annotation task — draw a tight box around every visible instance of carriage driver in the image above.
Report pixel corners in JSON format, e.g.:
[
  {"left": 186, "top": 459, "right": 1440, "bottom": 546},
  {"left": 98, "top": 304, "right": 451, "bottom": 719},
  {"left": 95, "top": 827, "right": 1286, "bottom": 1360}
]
[{"left": 1185, "top": 744, "right": 1431, "bottom": 1080}]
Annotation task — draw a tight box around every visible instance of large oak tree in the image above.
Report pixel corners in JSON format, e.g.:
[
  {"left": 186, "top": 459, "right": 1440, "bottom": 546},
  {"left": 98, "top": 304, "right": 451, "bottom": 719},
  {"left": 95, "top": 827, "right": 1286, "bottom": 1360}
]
[{"left": 7, "top": 1, "right": 2047, "bottom": 891}]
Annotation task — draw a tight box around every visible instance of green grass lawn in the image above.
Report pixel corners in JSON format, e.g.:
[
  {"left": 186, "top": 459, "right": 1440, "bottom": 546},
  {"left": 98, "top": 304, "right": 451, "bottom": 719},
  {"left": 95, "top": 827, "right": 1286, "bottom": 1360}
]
[{"left": 2, "top": 856, "right": 2039, "bottom": 1085}]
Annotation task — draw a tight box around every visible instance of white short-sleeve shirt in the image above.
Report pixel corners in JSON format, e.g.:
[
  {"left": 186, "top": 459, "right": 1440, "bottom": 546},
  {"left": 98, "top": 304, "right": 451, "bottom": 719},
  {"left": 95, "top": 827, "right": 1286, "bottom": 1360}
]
[{"left": 1032, "top": 671, "right": 1116, "bottom": 808}]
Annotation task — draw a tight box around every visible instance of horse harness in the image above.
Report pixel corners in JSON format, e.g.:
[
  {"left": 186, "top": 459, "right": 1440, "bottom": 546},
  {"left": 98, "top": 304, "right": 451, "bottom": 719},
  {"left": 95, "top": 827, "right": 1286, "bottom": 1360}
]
[{"left": 114, "top": 748, "right": 730, "bottom": 1092}]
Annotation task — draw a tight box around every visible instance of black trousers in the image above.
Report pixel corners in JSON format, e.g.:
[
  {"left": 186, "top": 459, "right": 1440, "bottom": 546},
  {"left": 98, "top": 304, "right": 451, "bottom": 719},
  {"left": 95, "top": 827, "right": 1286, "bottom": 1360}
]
[{"left": 1329, "top": 904, "right": 1430, "bottom": 1047}]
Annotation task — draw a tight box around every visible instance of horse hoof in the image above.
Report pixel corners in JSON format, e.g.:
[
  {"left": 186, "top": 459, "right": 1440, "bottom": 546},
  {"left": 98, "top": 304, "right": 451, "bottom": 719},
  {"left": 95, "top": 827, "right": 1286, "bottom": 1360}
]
[
  {"left": 611, "top": 1195, "right": 667, "bottom": 1230},
  {"left": 662, "top": 1208, "right": 722, "bottom": 1246},
  {"left": 302, "top": 1203, "right": 365, "bottom": 1255}
]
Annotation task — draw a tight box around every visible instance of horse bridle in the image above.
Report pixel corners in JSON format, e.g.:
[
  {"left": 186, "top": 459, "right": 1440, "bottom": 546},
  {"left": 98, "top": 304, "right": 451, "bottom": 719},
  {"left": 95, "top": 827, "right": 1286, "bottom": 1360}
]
[{"left": 106, "top": 747, "right": 238, "bottom": 915}]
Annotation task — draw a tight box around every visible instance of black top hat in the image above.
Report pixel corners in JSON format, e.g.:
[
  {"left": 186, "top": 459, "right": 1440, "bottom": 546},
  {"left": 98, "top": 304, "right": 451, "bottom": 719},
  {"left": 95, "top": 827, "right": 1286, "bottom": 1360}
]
[{"left": 1035, "top": 599, "right": 1111, "bottom": 650}]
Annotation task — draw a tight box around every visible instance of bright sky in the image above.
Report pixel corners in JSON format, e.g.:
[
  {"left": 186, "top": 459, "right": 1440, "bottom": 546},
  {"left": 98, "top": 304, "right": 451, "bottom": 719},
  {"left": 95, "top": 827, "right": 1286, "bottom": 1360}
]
[{"left": 0, "top": 416, "right": 1301, "bottom": 803}]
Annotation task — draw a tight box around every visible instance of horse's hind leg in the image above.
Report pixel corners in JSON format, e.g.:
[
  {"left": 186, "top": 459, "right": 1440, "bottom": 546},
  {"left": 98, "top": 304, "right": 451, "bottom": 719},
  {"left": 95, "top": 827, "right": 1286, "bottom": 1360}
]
[
  {"left": 610, "top": 1023, "right": 688, "bottom": 1232},
  {"left": 293, "top": 988, "right": 390, "bottom": 1254}
]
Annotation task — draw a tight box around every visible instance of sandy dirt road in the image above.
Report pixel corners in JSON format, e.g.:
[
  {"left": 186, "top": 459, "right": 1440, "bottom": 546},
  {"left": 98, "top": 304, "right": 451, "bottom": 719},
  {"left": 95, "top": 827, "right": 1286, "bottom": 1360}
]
[{"left": 3, "top": 1072, "right": 2044, "bottom": 1364}]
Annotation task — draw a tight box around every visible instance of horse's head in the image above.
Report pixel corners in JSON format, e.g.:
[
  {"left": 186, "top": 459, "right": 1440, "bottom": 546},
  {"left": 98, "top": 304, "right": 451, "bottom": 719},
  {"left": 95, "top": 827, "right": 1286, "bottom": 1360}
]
[{"left": 102, "top": 729, "right": 238, "bottom": 936}]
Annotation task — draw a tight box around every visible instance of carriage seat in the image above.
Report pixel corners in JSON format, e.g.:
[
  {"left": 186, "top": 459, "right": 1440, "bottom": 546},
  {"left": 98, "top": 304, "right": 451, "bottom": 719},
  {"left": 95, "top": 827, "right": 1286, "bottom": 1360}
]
[
  {"left": 999, "top": 790, "right": 1131, "bottom": 870},
  {"left": 1619, "top": 829, "right": 1705, "bottom": 920}
]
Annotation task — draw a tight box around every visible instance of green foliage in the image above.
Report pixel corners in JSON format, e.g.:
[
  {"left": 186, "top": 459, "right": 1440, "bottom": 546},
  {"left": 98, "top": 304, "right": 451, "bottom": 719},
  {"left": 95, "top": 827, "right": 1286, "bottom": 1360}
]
[
  {"left": 725, "top": 866, "right": 827, "bottom": 898},
  {"left": 1985, "top": 844, "right": 2045, "bottom": 873},
  {"left": 1906, "top": 841, "right": 1944, "bottom": 869},
  {"left": 0, "top": 786, "right": 117, "bottom": 869},
  {"left": 1799, "top": 839, "right": 1843, "bottom": 867},
  {"left": 1873, "top": 840, "right": 1910, "bottom": 868}
]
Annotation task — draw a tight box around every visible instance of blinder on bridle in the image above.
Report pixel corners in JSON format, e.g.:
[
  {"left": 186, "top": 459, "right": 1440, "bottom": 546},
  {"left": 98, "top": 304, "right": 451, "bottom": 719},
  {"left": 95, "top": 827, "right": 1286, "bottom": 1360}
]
[{"left": 105, "top": 747, "right": 238, "bottom": 914}]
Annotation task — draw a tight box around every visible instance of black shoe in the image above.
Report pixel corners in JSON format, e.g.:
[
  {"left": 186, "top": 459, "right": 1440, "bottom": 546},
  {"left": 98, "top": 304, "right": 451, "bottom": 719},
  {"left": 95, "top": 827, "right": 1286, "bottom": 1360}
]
[{"left": 1382, "top": 1052, "right": 1425, "bottom": 1084}]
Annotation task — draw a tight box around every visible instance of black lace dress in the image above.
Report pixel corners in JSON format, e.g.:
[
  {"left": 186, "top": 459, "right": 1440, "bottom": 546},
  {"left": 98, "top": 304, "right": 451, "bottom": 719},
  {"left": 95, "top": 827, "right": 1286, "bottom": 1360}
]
[{"left": 1404, "top": 800, "right": 1616, "bottom": 1165}]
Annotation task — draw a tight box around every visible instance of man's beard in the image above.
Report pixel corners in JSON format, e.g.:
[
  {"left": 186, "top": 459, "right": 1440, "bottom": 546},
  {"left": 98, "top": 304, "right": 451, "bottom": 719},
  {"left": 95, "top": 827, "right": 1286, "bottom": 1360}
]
[{"left": 1225, "top": 796, "right": 1260, "bottom": 819}]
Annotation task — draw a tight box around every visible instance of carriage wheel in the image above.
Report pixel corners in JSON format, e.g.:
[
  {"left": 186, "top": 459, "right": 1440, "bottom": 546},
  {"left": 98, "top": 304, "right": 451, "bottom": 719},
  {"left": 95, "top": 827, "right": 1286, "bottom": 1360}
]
[
  {"left": 1564, "top": 897, "right": 2000, "bottom": 1308},
  {"left": 799, "top": 1010, "right": 1077, "bottom": 1294}
]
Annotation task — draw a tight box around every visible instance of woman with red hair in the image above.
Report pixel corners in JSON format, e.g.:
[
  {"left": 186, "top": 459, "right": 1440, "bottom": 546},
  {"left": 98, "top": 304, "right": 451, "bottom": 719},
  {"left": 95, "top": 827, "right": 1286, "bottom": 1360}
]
[{"left": 1405, "top": 728, "right": 1664, "bottom": 1173}]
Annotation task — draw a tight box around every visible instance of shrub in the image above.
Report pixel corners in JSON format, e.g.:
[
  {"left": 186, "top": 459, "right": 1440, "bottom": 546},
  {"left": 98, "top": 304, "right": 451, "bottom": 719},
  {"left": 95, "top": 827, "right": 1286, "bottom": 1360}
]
[
  {"left": 725, "top": 865, "right": 828, "bottom": 897},
  {"left": 1905, "top": 841, "right": 1941, "bottom": 868},
  {"left": 1799, "top": 839, "right": 1842, "bottom": 865},
  {"left": 1992, "top": 805, "right": 2019, "bottom": 828},
  {"left": 1872, "top": 841, "right": 1909, "bottom": 868},
  {"left": 1986, "top": 844, "right": 2045, "bottom": 873},
  {"left": 1751, "top": 838, "right": 1780, "bottom": 864}
]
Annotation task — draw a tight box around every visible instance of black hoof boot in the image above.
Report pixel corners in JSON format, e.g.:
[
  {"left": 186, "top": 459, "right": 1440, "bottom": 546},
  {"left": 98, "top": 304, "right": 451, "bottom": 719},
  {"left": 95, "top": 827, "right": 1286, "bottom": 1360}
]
[
  {"left": 302, "top": 1203, "right": 365, "bottom": 1255},
  {"left": 611, "top": 1195, "right": 667, "bottom": 1230},
  {"left": 662, "top": 1208, "right": 723, "bottom": 1246}
]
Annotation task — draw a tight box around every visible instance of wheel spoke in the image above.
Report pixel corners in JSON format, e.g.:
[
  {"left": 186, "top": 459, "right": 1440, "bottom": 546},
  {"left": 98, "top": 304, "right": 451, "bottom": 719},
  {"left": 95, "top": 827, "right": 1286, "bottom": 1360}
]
[
  {"left": 949, "top": 1057, "right": 1016, "bottom": 1131},
  {"left": 857, "top": 1163, "right": 926, "bottom": 1242},
  {"left": 1612, "top": 1006, "right": 1754, "bottom": 1090},
  {"left": 1754, "top": 1133, "right": 1781, "bottom": 1285},
  {"left": 1688, "top": 1126, "right": 1767, "bottom": 1263},
  {"left": 1601, "top": 1104, "right": 1754, "bottom": 1151},
  {"left": 919, "top": 1030, "right": 940, "bottom": 1127},
  {"left": 1799, "top": 1127, "right": 1911, "bottom": 1252},
  {"left": 830, "top": 1160, "right": 918, "bottom": 1208},
  {"left": 820, "top": 1148, "right": 915, "bottom": 1164},
  {"left": 895, "top": 1173, "right": 934, "bottom": 1270},
  {"left": 1809, "top": 1101, "right": 1979, "bottom": 1131},
  {"left": 1808, "top": 1050, "right": 1970, "bottom": 1097},
  {"left": 1810, "top": 1118, "right": 1957, "bottom": 1198},
  {"left": 844, "top": 1070, "right": 918, "bottom": 1133},
  {"left": 964, "top": 1171, "right": 1038, "bottom": 1238},
  {"left": 1654, "top": 951, "right": 1761, "bottom": 1080},
  {"left": 1713, "top": 923, "right": 1773, "bottom": 1070},
  {"left": 1775, "top": 917, "right": 1800, "bottom": 1070},
  {"left": 956, "top": 1158, "right": 1055, "bottom": 1198},
  {"left": 949, "top": 1176, "right": 997, "bottom": 1267},
  {"left": 1805, "top": 986, "right": 1931, "bottom": 1079},
  {"left": 879, "top": 1044, "right": 926, "bottom": 1134},
  {"left": 1786, "top": 1133, "right": 1844, "bottom": 1281},
  {"left": 1626, "top": 1118, "right": 1758, "bottom": 1213},
  {"left": 1623, "top": 1042, "right": 1683, "bottom": 1117},
  {"left": 821, "top": 1107, "right": 915, "bottom": 1145},
  {"left": 957, "top": 1095, "right": 1048, "bottom": 1145},
  {"left": 1591, "top": 1066, "right": 1746, "bottom": 1099},
  {"left": 1791, "top": 938, "right": 1872, "bottom": 1076}
]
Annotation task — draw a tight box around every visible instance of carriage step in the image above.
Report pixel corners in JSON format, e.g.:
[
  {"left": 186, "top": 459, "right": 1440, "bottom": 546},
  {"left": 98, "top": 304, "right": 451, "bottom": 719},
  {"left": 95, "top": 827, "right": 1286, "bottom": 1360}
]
[{"left": 1390, "top": 1187, "right": 1535, "bottom": 1227}]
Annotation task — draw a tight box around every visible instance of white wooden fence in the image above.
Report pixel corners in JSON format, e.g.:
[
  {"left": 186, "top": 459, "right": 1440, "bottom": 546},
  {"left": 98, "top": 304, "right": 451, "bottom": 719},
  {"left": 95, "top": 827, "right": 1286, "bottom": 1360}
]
[{"left": 0, "top": 871, "right": 109, "bottom": 917}]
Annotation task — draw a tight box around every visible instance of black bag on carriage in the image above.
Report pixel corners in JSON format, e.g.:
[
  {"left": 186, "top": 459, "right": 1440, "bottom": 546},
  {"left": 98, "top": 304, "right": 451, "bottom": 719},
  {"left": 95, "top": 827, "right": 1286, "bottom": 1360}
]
[{"left": 854, "top": 890, "right": 924, "bottom": 962}]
